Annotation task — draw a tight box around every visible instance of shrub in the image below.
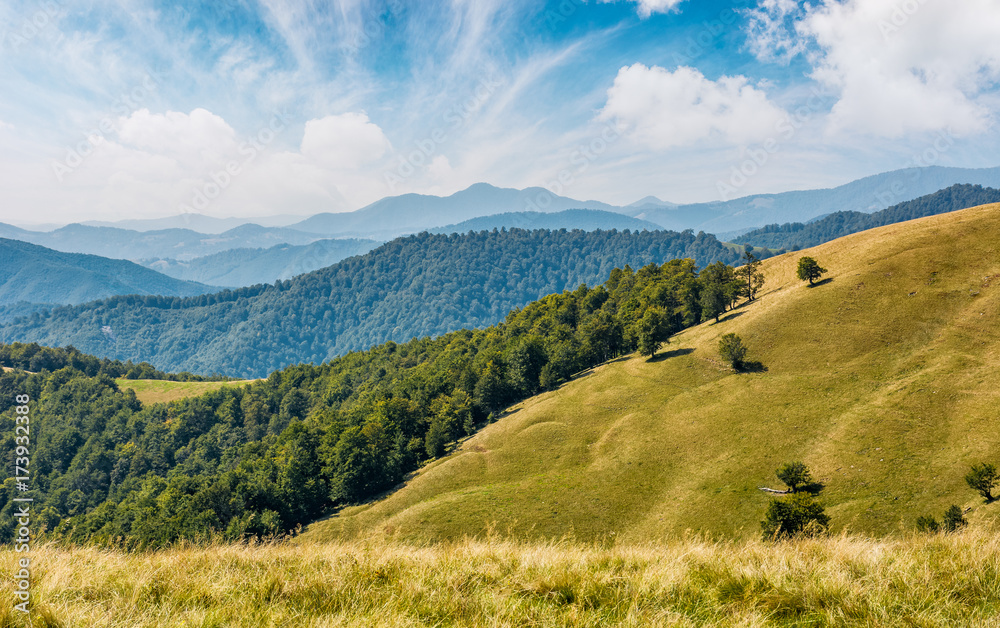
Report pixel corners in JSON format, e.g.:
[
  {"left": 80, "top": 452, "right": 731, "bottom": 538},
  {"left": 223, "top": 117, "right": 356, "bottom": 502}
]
[
  {"left": 718, "top": 333, "right": 748, "bottom": 370},
  {"left": 761, "top": 493, "right": 830, "bottom": 540}
]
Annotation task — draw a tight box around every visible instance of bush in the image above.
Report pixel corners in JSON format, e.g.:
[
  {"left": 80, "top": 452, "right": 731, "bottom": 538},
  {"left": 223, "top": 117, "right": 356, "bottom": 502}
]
[
  {"left": 915, "top": 515, "right": 940, "bottom": 533},
  {"left": 761, "top": 493, "right": 830, "bottom": 540},
  {"left": 942, "top": 505, "right": 968, "bottom": 533},
  {"left": 718, "top": 333, "right": 748, "bottom": 370}
]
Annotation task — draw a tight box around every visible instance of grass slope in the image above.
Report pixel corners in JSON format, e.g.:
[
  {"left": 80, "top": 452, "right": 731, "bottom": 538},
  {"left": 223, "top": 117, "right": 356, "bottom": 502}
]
[
  {"left": 115, "top": 378, "right": 253, "bottom": 405},
  {"left": 5, "top": 532, "right": 1000, "bottom": 626},
  {"left": 304, "top": 202, "right": 1000, "bottom": 543}
]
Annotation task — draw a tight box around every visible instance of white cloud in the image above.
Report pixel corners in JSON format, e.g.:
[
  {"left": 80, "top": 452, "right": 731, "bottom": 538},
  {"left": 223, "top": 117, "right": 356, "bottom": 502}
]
[
  {"left": 746, "top": 0, "right": 1000, "bottom": 138},
  {"left": 609, "top": 0, "right": 686, "bottom": 18},
  {"left": 117, "top": 108, "right": 238, "bottom": 164},
  {"left": 599, "top": 64, "right": 787, "bottom": 149},
  {"left": 743, "top": 0, "right": 808, "bottom": 64},
  {"left": 300, "top": 112, "right": 391, "bottom": 169}
]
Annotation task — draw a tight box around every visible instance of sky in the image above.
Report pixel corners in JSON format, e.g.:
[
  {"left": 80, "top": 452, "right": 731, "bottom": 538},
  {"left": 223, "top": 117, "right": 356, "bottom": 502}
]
[{"left": 1, "top": 0, "right": 999, "bottom": 225}]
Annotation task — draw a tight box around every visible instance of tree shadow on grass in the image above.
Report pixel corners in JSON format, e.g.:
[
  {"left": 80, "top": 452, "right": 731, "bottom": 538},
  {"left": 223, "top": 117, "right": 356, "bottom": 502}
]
[
  {"left": 808, "top": 277, "right": 834, "bottom": 288},
  {"left": 649, "top": 347, "right": 695, "bottom": 363},
  {"left": 737, "top": 360, "right": 768, "bottom": 373},
  {"left": 801, "top": 481, "right": 825, "bottom": 496},
  {"left": 716, "top": 311, "right": 745, "bottom": 324}
]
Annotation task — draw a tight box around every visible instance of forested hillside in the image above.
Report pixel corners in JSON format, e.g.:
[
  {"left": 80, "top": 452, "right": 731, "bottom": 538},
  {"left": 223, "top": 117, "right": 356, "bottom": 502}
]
[
  {"left": 734, "top": 184, "right": 1000, "bottom": 250},
  {"left": 0, "top": 238, "right": 214, "bottom": 306},
  {"left": 0, "top": 228, "right": 741, "bottom": 377},
  {"left": 0, "top": 249, "right": 750, "bottom": 547}
]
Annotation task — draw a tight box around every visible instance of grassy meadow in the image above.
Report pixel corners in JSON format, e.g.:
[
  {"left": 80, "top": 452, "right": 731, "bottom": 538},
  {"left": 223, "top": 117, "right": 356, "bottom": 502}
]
[
  {"left": 115, "top": 378, "right": 254, "bottom": 405},
  {"left": 305, "top": 203, "right": 1000, "bottom": 544},
  {"left": 4, "top": 530, "right": 1000, "bottom": 626}
]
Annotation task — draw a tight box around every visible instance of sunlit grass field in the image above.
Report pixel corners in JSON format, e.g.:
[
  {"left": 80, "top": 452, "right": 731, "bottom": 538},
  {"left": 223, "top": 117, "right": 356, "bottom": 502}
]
[
  {"left": 115, "top": 378, "right": 253, "bottom": 405},
  {"left": 3, "top": 530, "right": 1000, "bottom": 627}
]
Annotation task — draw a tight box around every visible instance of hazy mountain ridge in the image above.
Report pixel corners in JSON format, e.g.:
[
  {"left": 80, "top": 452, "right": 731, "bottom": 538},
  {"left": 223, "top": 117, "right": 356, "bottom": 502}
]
[
  {"left": 734, "top": 184, "right": 1000, "bottom": 250},
  {"left": 142, "top": 238, "right": 380, "bottom": 286},
  {"left": 0, "top": 237, "right": 216, "bottom": 307},
  {"left": 625, "top": 165, "right": 1000, "bottom": 235}
]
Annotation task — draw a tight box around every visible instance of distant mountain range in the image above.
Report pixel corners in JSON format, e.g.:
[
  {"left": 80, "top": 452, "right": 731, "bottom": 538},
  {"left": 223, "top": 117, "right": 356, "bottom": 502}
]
[
  {"left": 430, "top": 209, "right": 662, "bottom": 234},
  {"left": 733, "top": 184, "right": 1000, "bottom": 250},
  {"left": 289, "top": 182, "right": 619, "bottom": 239},
  {"left": 81, "top": 213, "right": 311, "bottom": 234},
  {"left": 0, "top": 222, "right": 326, "bottom": 261},
  {"left": 0, "top": 238, "right": 213, "bottom": 307},
  {"left": 621, "top": 165, "right": 1000, "bottom": 236},
  {"left": 141, "top": 238, "right": 380, "bottom": 287}
]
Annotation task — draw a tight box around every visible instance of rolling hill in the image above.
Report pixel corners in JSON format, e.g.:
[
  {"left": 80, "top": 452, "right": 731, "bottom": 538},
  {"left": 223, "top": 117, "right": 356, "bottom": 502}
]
[
  {"left": 141, "top": 238, "right": 380, "bottom": 287},
  {"left": 302, "top": 201, "right": 1000, "bottom": 543},
  {"left": 0, "top": 237, "right": 215, "bottom": 306},
  {"left": 733, "top": 184, "right": 1000, "bottom": 250},
  {"left": 0, "top": 228, "right": 741, "bottom": 377}
]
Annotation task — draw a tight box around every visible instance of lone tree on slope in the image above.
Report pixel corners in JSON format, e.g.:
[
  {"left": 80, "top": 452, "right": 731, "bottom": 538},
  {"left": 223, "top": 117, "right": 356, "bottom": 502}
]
[
  {"left": 966, "top": 462, "right": 999, "bottom": 503},
  {"left": 718, "top": 333, "right": 748, "bottom": 370},
  {"left": 776, "top": 461, "right": 813, "bottom": 493},
  {"left": 796, "top": 256, "right": 827, "bottom": 286}
]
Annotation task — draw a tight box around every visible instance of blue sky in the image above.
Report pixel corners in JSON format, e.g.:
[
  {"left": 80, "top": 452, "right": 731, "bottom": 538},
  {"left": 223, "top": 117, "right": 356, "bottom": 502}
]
[{"left": 1, "top": 0, "right": 999, "bottom": 224}]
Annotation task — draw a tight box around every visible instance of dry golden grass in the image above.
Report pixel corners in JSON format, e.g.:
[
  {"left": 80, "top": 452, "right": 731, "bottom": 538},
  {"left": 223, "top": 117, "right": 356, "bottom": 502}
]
[
  {"left": 115, "top": 379, "right": 253, "bottom": 405},
  {"left": 304, "top": 203, "right": 1000, "bottom": 544},
  {"left": 3, "top": 530, "right": 1000, "bottom": 626}
]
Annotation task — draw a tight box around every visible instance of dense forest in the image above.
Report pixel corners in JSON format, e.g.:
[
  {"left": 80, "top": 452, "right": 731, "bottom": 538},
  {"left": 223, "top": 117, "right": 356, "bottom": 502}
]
[
  {"left": 0, "top": 253, "right": 753, "bottom": 547},
  {"left": 734, "top": 184, "right": 1000, "bottom": 250},
  {"left": 0, "top": 228, "right": 744, "bottom": 378}
]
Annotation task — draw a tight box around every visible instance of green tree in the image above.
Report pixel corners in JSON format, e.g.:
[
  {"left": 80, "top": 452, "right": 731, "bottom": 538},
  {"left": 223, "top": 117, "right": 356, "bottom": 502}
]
[
  {"left": 796, "top": 256, "right": 827, "bottom": 286},
  {"left": 776, "top": 461, "right": 813, "bottom": 493},
  {"left": 699, "top": 261, "right": 738, "bottom": 322},
  {"left": 736, "top": 247, "right": 765, "bottom": 301},
  {"left": 761, "top": 493, "right": 830, "bottom": 540},
  {"left": 965, "top": 462, "right": 998, "bottom": 502},
  {"left": 718, "top": 333, "right": 748, "bottom": 370},
  {"left": 631, "top": 307, "right": 670, "bottom": 359},
  {"left": 942, "top": 505, "right": 968, "bottom": 532}
]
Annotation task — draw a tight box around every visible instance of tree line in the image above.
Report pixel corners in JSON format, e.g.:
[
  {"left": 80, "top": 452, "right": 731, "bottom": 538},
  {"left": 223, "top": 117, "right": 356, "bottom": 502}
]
[{"left": 1, "top": 228, "right": 749, "bottom": 378}]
